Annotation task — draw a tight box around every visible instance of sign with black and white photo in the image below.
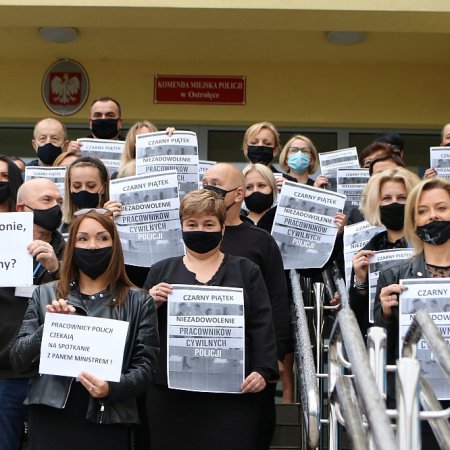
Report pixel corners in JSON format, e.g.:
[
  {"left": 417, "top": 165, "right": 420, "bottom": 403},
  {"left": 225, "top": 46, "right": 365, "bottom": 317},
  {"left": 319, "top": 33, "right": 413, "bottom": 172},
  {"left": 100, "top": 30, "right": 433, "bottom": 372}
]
[
  {"left": 430, "top": 147, "right": 450, "bottom": 180},
  {"left": 25, "top": 166, "right": 66, "bottom": 199},
  {"left": 110, "top": 171, "right": 184, "bottom": 267},
  {"left": 167, "top": 284, "right": 245, "bottom": 393},
  {"left": 367, "top": 249, "right": 414, "bottom": 322},
  {"left": 318, "top": 147, "right": 360, "bottom": 191},
  {"left": 271, "top": 181, "right": 346, "bottom": 269},
  {"left": 135, "top": 130, "right": 199, "bottom": 198},
  {"left": 336, "top": 168, "right": 369, "bottom": 216},
  {"left": 343, "top": 221, "right": 385, "bottom": 287},
  {"left": 78, "top": 138, "right": 125, "bottom": 176},
  {"left": 399, "top": 278, "right": 450, "bottom": 400}
]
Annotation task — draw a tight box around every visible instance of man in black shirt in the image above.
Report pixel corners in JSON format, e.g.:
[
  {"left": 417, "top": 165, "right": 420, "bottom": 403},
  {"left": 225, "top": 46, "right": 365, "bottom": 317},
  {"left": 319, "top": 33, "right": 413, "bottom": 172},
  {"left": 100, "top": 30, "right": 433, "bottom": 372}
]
[{"left": 203, "top": 163, "right": 290, "bottom": 449}]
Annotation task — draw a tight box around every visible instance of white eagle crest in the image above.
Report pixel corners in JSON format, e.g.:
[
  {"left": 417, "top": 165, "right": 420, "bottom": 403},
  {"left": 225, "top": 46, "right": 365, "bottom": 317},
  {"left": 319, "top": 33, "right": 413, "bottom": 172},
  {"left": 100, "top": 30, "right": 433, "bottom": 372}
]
[{"left": 51, "top": 73, "right": 80, "bottom": 104}]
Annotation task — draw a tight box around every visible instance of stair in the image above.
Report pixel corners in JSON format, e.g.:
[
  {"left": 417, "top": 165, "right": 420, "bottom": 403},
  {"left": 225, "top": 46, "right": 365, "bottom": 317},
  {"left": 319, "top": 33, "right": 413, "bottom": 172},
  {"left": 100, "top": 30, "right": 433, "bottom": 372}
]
[{"left": 270, "top": 403, "right": 303, "bottom": 450}]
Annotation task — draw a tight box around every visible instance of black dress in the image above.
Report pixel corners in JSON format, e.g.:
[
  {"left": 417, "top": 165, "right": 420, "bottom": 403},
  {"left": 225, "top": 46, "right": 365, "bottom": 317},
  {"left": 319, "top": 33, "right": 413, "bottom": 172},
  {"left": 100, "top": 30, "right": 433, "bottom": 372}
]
[{"left": 143, "top": 254, "right": 278, "bottom": 450}]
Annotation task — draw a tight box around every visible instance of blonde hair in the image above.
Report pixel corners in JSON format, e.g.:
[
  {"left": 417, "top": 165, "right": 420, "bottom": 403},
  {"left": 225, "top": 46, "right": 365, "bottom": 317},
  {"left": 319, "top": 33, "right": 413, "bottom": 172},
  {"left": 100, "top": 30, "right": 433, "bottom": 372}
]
[
  {"left": 53, "top": 150, "right": 82, "bottom": 167},
  {"left": 360, "top": 167, "right": 420, "bottom": 226},
  {"left": 117, "top": 160, "right": 136, "bottom": 178},
  {"left": 121, "top": 120, "right": 158, "bottom": 167},
  {"left": 242, "top": 163, "right": 278, "bottom": 202},
  {"left": 404, "top": 177, "right": 450, "bottom": 254},
  {"left": 279, "top": 134, "right": 319, "bottom": 174},
  {"left": 242, "top": 122, "right": 280, "bottom": 156}
]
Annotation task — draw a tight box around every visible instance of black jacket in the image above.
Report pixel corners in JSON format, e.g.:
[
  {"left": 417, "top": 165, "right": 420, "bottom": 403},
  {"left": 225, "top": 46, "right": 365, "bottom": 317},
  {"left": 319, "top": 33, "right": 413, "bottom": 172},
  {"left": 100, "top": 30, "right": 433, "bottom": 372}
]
[
  {"left": 349, "top": 231, "right": 409, "bottom": 338},
  {"left": 0, "top": 230, "right": 65, "bottom": 378},
  {"left": 10, "top": 282, "right": 159, "bottom": 425},
  {"left": 373, "top": 254, "right": 427, "bottom": 365}
]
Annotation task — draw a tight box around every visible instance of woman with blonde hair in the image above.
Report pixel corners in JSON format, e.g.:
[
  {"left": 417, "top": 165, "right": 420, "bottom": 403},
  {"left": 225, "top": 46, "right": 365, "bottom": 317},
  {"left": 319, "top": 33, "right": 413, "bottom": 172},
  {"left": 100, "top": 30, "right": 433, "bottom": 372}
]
[
  {"left": 120, "top": 121, "right": 158, "bottom": 169},
  {"left": 242, "top": 122, "right": 294, "bottom": 187},
  {"left": 242, "top": 163, "right": 277, "bottom": 231},
  {"left": 349, "top": 167, "right": 420, "bottom": 338},
  {"left": 279, "top": 134, "right": 320, "bottom": 186},
  {"left": 374, "top": 177, "right": 450, "bottom": 447}
]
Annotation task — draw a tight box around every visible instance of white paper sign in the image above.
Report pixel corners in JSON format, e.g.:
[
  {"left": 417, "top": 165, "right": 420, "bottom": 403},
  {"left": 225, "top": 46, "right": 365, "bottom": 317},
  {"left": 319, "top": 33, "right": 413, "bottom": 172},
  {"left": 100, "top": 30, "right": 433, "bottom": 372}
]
[
  {"left": 40, "top": 313, "right": 129, "bottom": 382},
  {"left": 272, "top": 181, "right": 346, "bottom": 269},
  {"left": 0, "top": 212, "right": 33, "bottom": 287},
  {"left": 399, "top": 278, "right": 450, "bottom": 400},
  {"left": 167, "top": 284, "right": 245, "bottom": 393}
]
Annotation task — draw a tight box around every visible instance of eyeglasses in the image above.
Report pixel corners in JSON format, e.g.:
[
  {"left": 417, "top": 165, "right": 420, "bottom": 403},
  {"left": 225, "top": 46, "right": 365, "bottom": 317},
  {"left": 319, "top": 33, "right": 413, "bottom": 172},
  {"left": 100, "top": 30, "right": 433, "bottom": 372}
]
[
  {"left": 73, "top": 208, "right": 113, "bottom": 217},
  {"left": 288, "top": 147, "right": 312, "bottom": 155}
]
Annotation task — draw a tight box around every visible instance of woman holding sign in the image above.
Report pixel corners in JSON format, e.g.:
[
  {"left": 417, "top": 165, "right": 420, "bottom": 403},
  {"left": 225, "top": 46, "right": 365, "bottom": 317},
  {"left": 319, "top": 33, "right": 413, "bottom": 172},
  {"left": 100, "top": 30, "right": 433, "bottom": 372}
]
[
  {"left": 374, "top": 177, "right": 450, "bottom": 447},
  {"left": 144, "top": 189, "right": 278, "bottom": 450},
  {"left": 11, "top": 210, "right": 159, "bottom": 450},
  {"left": 349, "top": 167, "right": 420, "bottom": 338}
]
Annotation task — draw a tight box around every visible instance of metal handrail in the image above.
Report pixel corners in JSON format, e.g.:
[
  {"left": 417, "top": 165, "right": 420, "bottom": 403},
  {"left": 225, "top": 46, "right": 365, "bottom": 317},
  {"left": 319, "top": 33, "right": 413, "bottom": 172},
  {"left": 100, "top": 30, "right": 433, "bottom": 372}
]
[
  {"left": 330, "top": 309, "right": 397, "bottom": 450},
  {"left": 289, "top": 269, "right": 320, "bottom": 449}
]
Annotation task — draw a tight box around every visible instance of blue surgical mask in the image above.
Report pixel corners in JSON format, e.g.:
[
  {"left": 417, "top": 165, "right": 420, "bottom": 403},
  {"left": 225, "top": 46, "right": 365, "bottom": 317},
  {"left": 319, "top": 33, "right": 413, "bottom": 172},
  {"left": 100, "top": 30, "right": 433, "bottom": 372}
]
[{"left": 288, "top": 153, "right": 310, "bottom": 174}]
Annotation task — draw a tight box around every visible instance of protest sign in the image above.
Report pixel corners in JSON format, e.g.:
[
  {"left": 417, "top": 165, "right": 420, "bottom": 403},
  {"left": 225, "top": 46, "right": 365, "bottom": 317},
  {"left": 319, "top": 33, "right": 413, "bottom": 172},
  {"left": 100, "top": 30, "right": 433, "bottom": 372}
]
[
  {"left": 343, "top": 221, "right": 385, "bottom": 286},
  {"left": 25, "top": 166, "right": 66, "bottom": 199},
  {"left": 367, "top": 248, "right": 414, "bottom": 322},
  {"left": 336, "top": 168, "right": 369, "bottom": 215},
  {"left": 272, "top": 181, "right": 346, "bottom": 269},
  {"left": 399, "top": 278, "right": 450, "bottom": 400},
  {"left": 78, "top": 138, "right": 125, "bottom": 176},
  {"left": 135, "top": 130, "right": 199, "bottom": 197},
  {"left": 0, "top": 212, "right": 33, "bottom": 287},
  {"left": 198, "top": 160, "right": 216, "bottom": 187},
  {"left": 110, "top": 171, "right": 184, "bottom": 267},
  {"left": 318, "top": 147, "right": 360, "bottom": 191},
  {"left": 40, "top": 313, "right": 129, "bottom": 382},
  {"left": 430, "top": 147, "right": 450, "bottom": 179},
  {"left": 167, "top": 284, "right": 245, "bottom": 393}
]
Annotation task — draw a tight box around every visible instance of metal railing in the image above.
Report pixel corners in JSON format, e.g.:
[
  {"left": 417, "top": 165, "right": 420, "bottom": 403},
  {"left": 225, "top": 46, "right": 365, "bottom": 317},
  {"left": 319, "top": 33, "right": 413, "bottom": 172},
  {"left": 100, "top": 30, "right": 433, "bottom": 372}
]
[{"left": 290, "top": 266, "right": 450, "bottom": 449}]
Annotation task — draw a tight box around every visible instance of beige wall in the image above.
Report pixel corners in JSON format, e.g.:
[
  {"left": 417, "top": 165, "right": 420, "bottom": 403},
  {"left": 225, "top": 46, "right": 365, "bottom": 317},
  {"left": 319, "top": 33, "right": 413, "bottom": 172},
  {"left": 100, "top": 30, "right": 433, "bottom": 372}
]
[{"left": 1, "top": 57, "right": 448, "bottom": 130}]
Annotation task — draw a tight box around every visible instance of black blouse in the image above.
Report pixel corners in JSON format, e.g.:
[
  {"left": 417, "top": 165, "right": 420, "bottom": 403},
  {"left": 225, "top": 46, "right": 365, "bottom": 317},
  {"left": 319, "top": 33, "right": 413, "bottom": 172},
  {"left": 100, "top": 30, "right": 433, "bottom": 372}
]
[{"left": 143, "top": 254, "right": 279, "bottom": 386}]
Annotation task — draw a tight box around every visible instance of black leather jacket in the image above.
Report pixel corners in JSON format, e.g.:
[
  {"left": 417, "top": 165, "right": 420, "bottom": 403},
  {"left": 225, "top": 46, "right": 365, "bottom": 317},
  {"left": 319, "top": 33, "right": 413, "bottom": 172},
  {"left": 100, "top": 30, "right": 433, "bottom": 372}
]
[
  {"left": 11, "top": 281, "right": 159, "bottom": 425},
  {"left": 373, "top": 254, "right": 427, "bottom": 375}
]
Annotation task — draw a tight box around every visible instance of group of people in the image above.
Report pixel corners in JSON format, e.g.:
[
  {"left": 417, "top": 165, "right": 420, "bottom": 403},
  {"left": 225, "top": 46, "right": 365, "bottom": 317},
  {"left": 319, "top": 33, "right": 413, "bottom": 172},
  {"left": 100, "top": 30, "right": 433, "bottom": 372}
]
[{"left": 0, "top": 97, "right": 449, "bottom": 450}]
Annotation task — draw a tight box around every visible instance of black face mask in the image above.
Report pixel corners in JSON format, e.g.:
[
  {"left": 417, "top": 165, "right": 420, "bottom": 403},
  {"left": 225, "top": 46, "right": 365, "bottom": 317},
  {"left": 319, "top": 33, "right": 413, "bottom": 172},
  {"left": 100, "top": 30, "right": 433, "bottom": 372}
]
[
  {"left": 416, "top": 221, "right": 450, "bottom": 245},
  {"left": 379, "top": 202, "right": 405, "bottom": 231},
  {"left": 244, "top": 191, "right": 273, "bottom": 213},
  {"left": 203, "top": 185, "right": 237, "bottom": 200},
  {"left": 182, "top": 231, "right": 222, "bottom": 254},
  {"left": 246, "top": 145, "right": 274, "bottom": 165},
  {"left": 73, "top": 247, "right": 113, "bottom": 280},
  {"left": 71, "top": 190, "right": 101, "bottom": 209},
  {"left": 91, "top": 119, "right": 120, "bottom": 140},
  {"left": 37, "top": 143, "right": 62, "bottom": 165},
  {"left": 0, "top": 181, "right": 9, "bottom": 204},
  {"left": 25, "top": 204, "right": 62, "bottom": 231}
]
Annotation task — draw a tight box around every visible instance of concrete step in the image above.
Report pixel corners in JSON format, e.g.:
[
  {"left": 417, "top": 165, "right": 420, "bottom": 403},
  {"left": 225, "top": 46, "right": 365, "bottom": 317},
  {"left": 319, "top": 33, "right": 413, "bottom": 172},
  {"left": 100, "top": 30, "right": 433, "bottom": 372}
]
[{"left": 270, "top": 404, "right": 303, "bottom": 449}]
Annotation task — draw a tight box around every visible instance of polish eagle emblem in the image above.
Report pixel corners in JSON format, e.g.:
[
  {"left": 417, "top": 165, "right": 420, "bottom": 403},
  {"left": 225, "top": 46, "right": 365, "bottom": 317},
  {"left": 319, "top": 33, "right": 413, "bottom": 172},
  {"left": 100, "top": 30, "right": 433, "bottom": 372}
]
[{"left": 50, "top": 73, "right": 81, "bottom": 104}]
